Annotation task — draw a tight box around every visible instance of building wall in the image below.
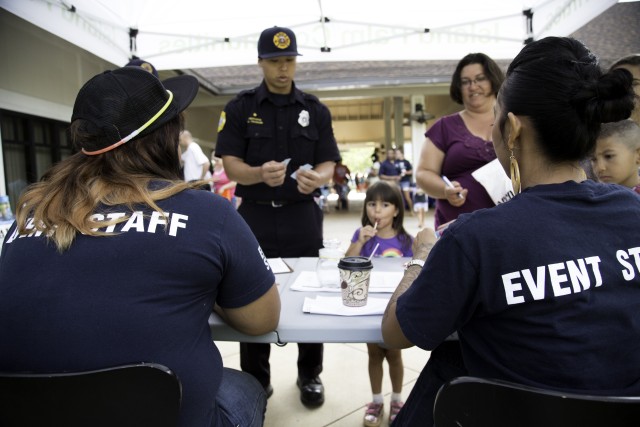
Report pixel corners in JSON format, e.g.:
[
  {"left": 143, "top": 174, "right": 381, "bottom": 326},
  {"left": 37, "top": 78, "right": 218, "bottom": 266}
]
[
  {"left": 0, "top": 8, "right": 462, "bottom": 198},
  {"left": 0, "top": 9, "right": 111, "bottom": 122},
  {"left": 0, "top": 9, "right": 213, "bottom": 195}
]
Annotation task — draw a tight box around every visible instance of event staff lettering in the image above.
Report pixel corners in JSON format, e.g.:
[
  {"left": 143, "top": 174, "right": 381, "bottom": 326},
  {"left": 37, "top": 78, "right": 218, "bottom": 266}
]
[
  {"left": 503, "top": 248, "right": 640, "bottom": 305},
  {"left": 5, "top": 210, "right": 190, "bottom": 242}
]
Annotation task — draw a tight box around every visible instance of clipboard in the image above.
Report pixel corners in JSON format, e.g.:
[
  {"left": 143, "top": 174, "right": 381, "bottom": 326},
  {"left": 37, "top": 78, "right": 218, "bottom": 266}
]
[{"left": 267, "top": 258, "right": 293, "bottom": 274}]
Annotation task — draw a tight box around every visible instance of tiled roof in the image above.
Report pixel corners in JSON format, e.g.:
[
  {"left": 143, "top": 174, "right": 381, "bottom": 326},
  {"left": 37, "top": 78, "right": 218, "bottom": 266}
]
[
  {"left": 570, "top": 1, "right": 640, "bottom": 70},
  {"left": 188, "top": 2, "right": 639, "bottom": 96},
  {"left": 190, "top": 59, "right": 512, "bottom": 95}
]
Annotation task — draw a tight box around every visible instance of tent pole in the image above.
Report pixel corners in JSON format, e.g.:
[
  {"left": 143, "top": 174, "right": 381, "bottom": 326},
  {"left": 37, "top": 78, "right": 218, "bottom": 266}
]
[{"left": 317, "top": 0, "right": 331, "bottom": 52}]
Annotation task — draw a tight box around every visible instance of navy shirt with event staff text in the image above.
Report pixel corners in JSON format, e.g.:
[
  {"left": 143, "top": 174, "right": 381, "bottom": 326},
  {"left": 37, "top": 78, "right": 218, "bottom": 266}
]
[
  {"left": 397, "top": 180, "right": 640, "bottom": 395},
  {"left": 0, "top": 189, "right": 275, "bottom": 427}
]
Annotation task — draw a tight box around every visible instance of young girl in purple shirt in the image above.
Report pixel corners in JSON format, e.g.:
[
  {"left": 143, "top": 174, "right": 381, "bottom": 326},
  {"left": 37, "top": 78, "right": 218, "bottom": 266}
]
[{"left": 346, "top": 181, "right": 413, "bottom": 426}]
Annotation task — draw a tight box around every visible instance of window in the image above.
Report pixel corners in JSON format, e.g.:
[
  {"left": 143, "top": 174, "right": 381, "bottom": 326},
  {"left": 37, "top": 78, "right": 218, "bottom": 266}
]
[{"left": 0, "top": 110, "right": 72, "bottom": 212}]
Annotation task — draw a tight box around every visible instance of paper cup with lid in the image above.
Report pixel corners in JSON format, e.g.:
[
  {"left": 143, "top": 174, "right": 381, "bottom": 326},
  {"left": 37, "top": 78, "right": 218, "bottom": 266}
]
[{"left": 338, "top": 256, "right": 373, "bottom": 307}]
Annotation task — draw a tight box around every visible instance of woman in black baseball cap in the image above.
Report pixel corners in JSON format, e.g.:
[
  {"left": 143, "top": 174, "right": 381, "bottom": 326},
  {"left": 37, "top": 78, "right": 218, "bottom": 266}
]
[{"left": 0, "top": 67, "right": 280, "bottom": 427}]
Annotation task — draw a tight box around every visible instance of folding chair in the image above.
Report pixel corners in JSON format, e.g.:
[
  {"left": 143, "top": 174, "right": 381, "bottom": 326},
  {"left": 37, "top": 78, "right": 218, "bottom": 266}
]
[
  {"left": 434, "top": 376, "right": 640, "bottom": 427},
  {"left": 0, "top": 362, "right": 181, "bottom": 427}
]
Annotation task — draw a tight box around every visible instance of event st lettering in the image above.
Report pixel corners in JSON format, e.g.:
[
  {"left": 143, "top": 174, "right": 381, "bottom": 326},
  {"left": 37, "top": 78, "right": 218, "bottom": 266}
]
[{"left": 502, "top": 247, "right": 640, "bottom": 305}]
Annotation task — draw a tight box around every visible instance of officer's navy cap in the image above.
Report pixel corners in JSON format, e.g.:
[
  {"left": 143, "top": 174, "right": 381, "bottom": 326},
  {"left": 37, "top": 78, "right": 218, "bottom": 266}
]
[
  {"left": 258, "top": 26, "right": 302, "bottom": 59},
  {"left": 125, "top": 57, "right": 159, "bottom": 78}
]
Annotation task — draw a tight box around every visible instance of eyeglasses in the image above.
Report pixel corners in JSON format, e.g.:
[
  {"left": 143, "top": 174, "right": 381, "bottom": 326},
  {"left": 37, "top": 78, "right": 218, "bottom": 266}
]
[{"left": 460, "top": 75, "right": 488, "bottom": 88}]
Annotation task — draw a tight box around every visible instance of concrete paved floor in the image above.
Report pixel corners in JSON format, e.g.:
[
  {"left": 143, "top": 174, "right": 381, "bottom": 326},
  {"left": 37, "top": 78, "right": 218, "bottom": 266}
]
[{"left": 215, "top": 200, "right": 436, "bottom": 426}]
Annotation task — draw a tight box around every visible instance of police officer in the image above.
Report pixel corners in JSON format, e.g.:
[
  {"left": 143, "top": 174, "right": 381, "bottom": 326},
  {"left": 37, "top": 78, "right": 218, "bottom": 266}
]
[{"left": 215, "top": 26, "right": 340, "bottom": 407}]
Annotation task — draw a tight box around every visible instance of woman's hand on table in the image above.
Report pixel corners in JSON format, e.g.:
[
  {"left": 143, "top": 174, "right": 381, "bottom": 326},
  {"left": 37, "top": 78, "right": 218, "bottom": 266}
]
[{"left": 412, "top": 228, "right": 438, "bottom": 261}]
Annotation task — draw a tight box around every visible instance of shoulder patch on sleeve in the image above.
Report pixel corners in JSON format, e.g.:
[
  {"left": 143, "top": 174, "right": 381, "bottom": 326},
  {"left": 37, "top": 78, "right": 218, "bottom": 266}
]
[{"left": 218, "top": 111, "right": 226, "bottom": 132}]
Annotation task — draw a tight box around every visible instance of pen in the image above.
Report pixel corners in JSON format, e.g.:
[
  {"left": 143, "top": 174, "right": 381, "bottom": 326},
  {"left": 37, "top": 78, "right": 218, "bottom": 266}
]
[{"left": 442, "top": 176, "right": 463, "bottom": 199}]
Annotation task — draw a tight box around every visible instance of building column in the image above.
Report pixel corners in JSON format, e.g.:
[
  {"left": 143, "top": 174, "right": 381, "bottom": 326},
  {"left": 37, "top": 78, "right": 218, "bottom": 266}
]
[
  {"left": 393, "top": 96, "right": 404, "bottom": 150},
  {"left": 409, "top": 94, "right": 427, "bottom": 166},
  {"left": 383, "top": 97, "right": 392, "bottom": 150}
]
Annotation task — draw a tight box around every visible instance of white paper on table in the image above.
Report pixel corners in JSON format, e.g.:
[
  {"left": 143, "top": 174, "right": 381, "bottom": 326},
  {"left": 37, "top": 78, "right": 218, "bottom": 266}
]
[
  {"left": 267, "top": 258, "right": 293, "bottom": 274},
  {"left": 290, "top": 270, "right": 402, "bottom": 293},
  {"left": 302, "top": 296, "right": 390, "bottom": 316}
]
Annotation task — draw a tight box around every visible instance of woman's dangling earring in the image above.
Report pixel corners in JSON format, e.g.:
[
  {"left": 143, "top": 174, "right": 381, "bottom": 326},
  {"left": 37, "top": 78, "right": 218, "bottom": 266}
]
[{"left": 510, "top": 149, "right": 521, "bottom": 194}]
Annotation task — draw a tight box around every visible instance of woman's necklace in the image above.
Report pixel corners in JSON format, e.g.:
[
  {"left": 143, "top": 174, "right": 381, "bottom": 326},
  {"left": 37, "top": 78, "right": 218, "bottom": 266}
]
[{"left": 462, "top": 108, "right": 494, "bottom": 141}]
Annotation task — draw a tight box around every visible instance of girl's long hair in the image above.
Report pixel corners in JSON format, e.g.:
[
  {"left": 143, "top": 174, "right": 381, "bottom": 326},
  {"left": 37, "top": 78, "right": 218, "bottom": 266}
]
[
  {"left": 360, "top": 181, "right": 412, "bottom": 255},
  {"left": 15, "top": 114, "right": 199, "bottom": 252}
]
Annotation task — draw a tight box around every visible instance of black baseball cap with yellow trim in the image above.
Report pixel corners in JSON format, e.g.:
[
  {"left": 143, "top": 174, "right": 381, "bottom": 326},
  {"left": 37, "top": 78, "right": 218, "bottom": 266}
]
[
  {"left": 71, "top": 67, "right": 199, "bottom": 155},
  {"left": 258, "top": 26, "right": 302, "bottom": 59}
]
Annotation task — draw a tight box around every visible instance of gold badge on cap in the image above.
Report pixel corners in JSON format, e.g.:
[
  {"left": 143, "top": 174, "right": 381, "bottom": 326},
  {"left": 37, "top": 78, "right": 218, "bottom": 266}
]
[
  {"left": 273, "top": 32, "right": 291, "bottom": 50},
  {"left": 140, "top": 62, "right": 154, "bottom": 74}
]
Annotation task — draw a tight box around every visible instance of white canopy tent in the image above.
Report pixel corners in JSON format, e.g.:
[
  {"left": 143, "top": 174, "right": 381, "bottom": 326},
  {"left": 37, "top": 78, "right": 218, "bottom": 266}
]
[
  {"left": 2, "top": 0, "right": 618, "bottom": 69},
  {"left": 0, "top": 0, "right": 626, "bottom": 203}
]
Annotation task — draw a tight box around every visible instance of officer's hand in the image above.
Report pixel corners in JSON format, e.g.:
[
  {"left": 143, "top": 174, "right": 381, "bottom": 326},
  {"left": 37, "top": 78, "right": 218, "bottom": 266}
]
[
  {"left": 260, "top": 161, "right": 286, "bottom": 187},
  {"left": 295, "top": 168, "right": 322, "bottom": 194}
]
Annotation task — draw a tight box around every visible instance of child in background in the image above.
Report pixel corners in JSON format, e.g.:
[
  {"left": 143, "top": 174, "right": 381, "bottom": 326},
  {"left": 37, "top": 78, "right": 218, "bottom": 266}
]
[
  {"left": 345, "top": 181, "right": 413, "bottom": 426},
  {"left": 210, "top": 154, "right": 238, "bottom": 205},
  {"left": 591, "top": 119, "right": 640, "bottom": 193},
  {"left": 413, "top": 187, "right": 429, "bottom": 228}
]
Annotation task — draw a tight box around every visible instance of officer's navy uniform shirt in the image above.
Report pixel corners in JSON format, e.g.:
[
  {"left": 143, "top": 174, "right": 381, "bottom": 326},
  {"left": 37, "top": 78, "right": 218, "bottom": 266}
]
[{"left": 215, "top": 81, "right": 340, "bottom": 201}]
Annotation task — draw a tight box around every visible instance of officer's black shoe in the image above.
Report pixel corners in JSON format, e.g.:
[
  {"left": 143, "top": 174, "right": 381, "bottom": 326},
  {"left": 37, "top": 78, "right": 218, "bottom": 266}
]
[
  {"left": 296, "top": 376, "right": 324, "bottom": 407},
  {"left": 264, "top": 383, "right": 274, "bottom": 399}
]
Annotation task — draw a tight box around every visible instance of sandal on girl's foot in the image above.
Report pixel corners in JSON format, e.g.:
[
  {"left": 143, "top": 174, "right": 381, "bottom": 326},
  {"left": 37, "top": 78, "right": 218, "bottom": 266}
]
[
  {"left": 363, "top": 402, "right": 384, "bottom": 427},
  {"left": 389, "top": 400, "right": 404, "bottom": 424}
]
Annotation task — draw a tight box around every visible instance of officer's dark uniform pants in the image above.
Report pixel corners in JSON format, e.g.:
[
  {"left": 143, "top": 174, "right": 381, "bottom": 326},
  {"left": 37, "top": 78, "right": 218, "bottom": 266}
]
[{"left": 238, "top": 200, "right": 325, "bottom": 386}]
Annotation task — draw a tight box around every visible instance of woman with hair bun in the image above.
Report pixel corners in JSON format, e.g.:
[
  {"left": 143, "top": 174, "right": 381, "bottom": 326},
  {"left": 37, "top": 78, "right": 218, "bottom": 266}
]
[{"left": 382, "top": 37, "right": 638, "bottom": 426}]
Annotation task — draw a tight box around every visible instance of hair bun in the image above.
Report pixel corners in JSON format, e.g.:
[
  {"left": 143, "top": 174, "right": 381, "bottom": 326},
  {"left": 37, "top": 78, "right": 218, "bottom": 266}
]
[
  {"left": 572, "top": 68, "right": 635, "bottom": 124},
  {"left": 597, "top": 68, "right": 635, "bottom": 123}
]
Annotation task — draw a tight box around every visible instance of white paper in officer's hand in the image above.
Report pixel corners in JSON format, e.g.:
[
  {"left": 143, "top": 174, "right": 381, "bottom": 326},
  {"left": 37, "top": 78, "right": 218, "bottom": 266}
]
[{"left": 290, "top": 163, "right": 312, "bottom": 179}]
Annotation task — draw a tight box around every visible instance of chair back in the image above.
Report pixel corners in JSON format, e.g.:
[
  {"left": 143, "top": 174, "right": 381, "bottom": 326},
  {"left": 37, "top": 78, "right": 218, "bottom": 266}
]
[
  {"left": 0, "top": 363, "right": 181, "bottom": 427},
  {"left": 434, "top": 376, "right": 640, "bottom": 427}
]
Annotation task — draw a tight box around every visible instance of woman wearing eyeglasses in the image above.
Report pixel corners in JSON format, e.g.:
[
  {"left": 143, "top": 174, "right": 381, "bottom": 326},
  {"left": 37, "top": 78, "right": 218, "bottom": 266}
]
[
  {"left": 409, "top": 53, "right": 505, "bottom": 427},
  {"left": 415, "top": 53, "right": 505, "bottom": 230}
]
